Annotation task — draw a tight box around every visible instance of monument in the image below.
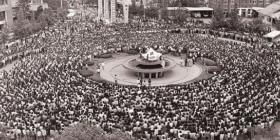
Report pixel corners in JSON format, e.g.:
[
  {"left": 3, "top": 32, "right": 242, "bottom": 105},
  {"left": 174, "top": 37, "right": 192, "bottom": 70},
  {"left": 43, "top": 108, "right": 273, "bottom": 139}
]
[
  {"left": 98, "top": 0, "right": 129, "bottom": 23},
  {"left": 123, "top": 48, "right": 176, "bottom": 79}
]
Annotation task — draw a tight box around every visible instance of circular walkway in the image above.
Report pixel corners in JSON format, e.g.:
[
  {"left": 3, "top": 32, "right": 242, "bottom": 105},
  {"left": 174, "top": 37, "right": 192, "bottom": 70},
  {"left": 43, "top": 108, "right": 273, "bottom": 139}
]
[{"left": 100, "top": 55, "right": 203, "bottom": 86}]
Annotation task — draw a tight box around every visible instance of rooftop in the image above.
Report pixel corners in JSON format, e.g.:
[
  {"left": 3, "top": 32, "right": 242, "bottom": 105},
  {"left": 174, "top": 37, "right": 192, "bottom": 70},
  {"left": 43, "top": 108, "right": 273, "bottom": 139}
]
[
  {"left": 167, "top": 7, "right": 213, "bottom": 11},
  {"left": 259, "top": 2, "right": 280, "bottom": 16}
]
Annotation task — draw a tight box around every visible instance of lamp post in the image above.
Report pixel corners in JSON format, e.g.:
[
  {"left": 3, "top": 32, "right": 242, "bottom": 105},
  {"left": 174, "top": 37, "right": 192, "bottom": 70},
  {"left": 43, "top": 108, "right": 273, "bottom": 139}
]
[{"left": 61, "top": 0, "right": 63, "bottom": 9}]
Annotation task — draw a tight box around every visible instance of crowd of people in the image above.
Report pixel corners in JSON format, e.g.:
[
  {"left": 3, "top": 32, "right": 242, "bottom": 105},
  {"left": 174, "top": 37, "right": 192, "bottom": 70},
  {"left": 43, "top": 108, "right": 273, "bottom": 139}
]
[{"left": 0, "top": 18, "right": 279, "bottom": 140}]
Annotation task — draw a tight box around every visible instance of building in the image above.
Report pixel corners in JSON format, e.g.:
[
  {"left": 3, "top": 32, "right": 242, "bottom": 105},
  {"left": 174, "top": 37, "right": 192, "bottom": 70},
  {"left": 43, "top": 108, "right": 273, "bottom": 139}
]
[
  {"left": 208, "top": 0, "right": 279, "bottom": 15},
  {"left": 167, "top": 7, "right": 213, "bottom": 18},
  {"left": 238, "top": 7, "right": 264, "bottom": 17},
  {"left": 259, "top": 1, "right": 280, "bottom": 24},
  {"left": 0, "top": 0, "right": 13, "bottom": 30}
]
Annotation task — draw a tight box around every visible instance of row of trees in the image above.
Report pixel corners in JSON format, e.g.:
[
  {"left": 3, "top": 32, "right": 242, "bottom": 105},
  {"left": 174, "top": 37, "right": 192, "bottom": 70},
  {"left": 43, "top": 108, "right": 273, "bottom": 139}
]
[
  {"left": 129, "top": 0, "right": 186, "bottom": 23},
  {"left": 10, "top": 0, "right": 68, "bottom": 40},
  {"left": 169, "top": 0, "right": 204, "bottom": 7},
  {"left": 129, "top": 1, "right": 159, "bottom": 19},
  {"left": 211, "top": 3, "right": 241, "bottom": 31},
  {"left": 210, "top": 3, "right": 268, "bottom": 34}
]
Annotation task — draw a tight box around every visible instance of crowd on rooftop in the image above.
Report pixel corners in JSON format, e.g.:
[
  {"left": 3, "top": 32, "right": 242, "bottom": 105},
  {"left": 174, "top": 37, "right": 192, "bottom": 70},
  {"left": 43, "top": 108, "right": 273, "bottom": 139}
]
[{"left": 0, "top": 18, "right": 279, "bottom": 140}]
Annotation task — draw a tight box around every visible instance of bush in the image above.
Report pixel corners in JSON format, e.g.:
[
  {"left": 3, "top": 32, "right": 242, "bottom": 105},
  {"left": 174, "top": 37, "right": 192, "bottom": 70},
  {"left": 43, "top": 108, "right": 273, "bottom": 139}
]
[
  {"left": 78, "top": 69, "right": 94, "bottom": 77},
  {"left": 197, "top": 58, "right": 217, "bottom": 66},
  {"left": 124, "top": 49, "right": 138, "bottom": 55},
  {"left": 95, "top": 54, "right": 113, "bottom": 59},
  {"left": 207, "top": 66, "right": 222, "bottom": 74},
  {"left": 203, "top": 58, "right": 216, "bottom": 66},
  {"left": 84, "top": 60, "right": 95, "bottom": 66}
]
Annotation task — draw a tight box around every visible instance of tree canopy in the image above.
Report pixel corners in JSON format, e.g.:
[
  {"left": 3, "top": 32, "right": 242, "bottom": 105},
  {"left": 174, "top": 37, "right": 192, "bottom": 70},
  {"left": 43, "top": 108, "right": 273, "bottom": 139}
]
[
  {"left": 43, "top": 0, "right": 68, "bottom": 10},
  {"left": 17, "top": 0, "right": 31, "bottom": 20},
  {"left": 210, "top": 3, "right": 226, "bottom": 30},
  {"left": 169, "top": 0, "right": 201, "bottom": 7},
  {"left": 226, "top": 3, "right": 240, "bottom": 31},
  {"left": 0, "top": 25, "right": 10, "bottom": 47}
]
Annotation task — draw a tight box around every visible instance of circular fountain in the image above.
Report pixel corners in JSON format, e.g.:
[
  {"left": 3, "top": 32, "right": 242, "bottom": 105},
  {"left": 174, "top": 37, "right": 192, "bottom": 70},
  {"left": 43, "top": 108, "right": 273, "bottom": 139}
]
[{"left": 123, "top": 48, "right": 176, "bottom": 79}]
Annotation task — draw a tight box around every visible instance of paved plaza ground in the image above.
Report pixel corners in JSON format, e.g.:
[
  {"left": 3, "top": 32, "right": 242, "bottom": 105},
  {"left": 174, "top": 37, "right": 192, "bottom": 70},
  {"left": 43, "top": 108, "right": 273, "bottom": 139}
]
[{"left": 96, "top": 54, "right": 204, "bottom": 86}]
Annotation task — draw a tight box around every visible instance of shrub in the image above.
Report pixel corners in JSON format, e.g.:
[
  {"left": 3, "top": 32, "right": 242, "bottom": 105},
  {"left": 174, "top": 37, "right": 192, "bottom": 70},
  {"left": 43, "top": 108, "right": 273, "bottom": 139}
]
[
  {"left": 198, "top": 58, "right": 217, "bottom": 66},
  {"left": 84, "top": 60, "right": 95, "bottom": 66},
  {"left": 95, "top": 54, "right": 113, "bottom": 59},
  {"left": 78, "top": 69, "right": 94, "bottom": 77},
  {"left": 207, "top": 66, "right": 222, "bottom": 74},
  {"left": 124, "top": 49, "right": 138, "bottom": 55}
]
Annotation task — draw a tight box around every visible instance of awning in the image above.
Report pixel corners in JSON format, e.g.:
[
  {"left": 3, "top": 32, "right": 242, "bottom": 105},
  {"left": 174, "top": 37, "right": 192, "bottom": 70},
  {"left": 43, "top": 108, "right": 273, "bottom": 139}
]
[
  {"left": 263, "top": 30, "right": 280, "bottom": 39},
  {"left": 259, "top": 2, "right": 280, "bottom": 16},
  {"left": 185, "top": 7, "right": 213, "bottom": 12},
  {"left": 167, "top": 7, "right": 213, "bottom": 11},
  {"left": 271, "top": 11, "right": 280, "bottom": 19},
  {"left": 252, "top": 7, "right": 264, "bottom": 12}
]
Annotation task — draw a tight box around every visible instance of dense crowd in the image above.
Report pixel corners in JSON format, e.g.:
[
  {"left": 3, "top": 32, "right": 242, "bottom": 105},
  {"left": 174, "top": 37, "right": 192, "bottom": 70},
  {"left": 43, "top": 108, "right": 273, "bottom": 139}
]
[{"left": 0, "top": 18, "right": 279, "bottom": 140}]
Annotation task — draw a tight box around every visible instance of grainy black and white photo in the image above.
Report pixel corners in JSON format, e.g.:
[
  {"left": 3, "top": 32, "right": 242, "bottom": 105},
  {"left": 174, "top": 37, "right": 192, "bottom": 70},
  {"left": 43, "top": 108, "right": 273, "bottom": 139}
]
[{"left": 0, "top": 0, "right": 279, "bottom": 140}]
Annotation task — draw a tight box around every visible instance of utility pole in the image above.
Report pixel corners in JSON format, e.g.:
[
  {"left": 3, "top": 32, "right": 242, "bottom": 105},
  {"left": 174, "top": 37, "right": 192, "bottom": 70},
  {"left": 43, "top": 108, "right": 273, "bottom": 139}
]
[{"left": 61, "top": 0, "right": 63, "bottom": 9}]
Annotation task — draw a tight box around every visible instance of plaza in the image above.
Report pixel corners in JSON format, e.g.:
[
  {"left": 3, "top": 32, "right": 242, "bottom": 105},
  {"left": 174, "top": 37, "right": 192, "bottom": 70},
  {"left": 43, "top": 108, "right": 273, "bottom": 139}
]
[
  {"left": 0, "top": 0, "right": 279, "bottom": 140},
  {"left": 98, "top": 55, "right": 203, "bottom": 86}
]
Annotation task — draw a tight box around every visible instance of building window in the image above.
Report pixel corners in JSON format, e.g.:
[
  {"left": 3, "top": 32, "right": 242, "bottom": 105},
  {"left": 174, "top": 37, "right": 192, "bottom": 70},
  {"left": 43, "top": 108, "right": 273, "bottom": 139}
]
[
  {"left": 0, "top": 11, "right": 6, "bottom": 21},
  {"left": 32, "top": 0, "right": 42, "bottom": 4},
  {"left": 0, "top": 0, "right": 7, "bottom": 5}
]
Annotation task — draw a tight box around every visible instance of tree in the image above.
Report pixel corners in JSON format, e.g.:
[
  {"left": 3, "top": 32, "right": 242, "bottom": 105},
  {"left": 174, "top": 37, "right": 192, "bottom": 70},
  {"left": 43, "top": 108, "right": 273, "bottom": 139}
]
[
  {"left": 17, "top": 0, "right": 31, "bottom": 20},
  {"left": 55, "top": 123, "right": 135, "bottom": 140},
  {"left": 168, "top": 0, "right": 200, "bottom": 7},
  {"left": 35, "top": 6, "right": 44, "bottom": 20},
  {"left": 226, "top": 3, "right": 241, "bottom": 31},
  {"left": 172, "top": 8, "right": 188, "bottom": 24},
  {"left": 129, "top": 1, "right": 144, "bottom": 18},
  {"left": 244, "top": 18, "right": 267, "bottom": 34},
  {"left": 274, "top": 20, "right": 280, "bottom": 31},
  {"left": 43, "top": 0, "right": 68, "bottom": 10},
  {"left": 0, "top": 25, "right": 10, "bottom": 48},
  {"left": 84, "top": 0, "right": 98, "bottom": 7},
  {"left": 13, "top": 11, "right": 31, "bottom": 39},
  {"left": 40, "top": 9, "right": 56, "bottom": 27},
  {"left": 210, "top": 3, "right": 226, "bottom": 29},
  {"left": 145, "top": 7, "right": 159, "bottom": 19}
]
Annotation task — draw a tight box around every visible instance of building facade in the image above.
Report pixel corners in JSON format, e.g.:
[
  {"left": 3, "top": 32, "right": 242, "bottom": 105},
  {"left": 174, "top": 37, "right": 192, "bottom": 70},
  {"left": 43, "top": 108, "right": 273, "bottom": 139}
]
[
  {"left": 209, "top": 0, "right": 279, "bottom": 14},
  {"left": 0, "top": 0, "right": 13, "bottom": 30}
]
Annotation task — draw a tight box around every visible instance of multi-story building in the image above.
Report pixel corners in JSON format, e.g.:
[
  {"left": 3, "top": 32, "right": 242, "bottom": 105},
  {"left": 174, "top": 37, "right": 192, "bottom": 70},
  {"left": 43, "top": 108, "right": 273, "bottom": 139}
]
[
  {"left": 0, "top": 0, "right": 13, "bottom": 30},
  {"left": 209, "top": 0, "right": 279, "bottom": 14}
]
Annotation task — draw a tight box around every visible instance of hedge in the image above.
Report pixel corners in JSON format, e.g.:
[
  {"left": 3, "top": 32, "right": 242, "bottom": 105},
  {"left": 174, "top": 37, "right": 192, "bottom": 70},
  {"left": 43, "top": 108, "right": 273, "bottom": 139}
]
[
  {"left": 95, "top": 54, "right": 113, "bottom": 59},
  {"left": 78, "top": 69, "right": 94, "bottom": 77},
  {"left": 84, "top": 60, "right": 95, "bottom": 66},
  {"left": 124, "top": 49, "right": 139, "bottom": 55}
]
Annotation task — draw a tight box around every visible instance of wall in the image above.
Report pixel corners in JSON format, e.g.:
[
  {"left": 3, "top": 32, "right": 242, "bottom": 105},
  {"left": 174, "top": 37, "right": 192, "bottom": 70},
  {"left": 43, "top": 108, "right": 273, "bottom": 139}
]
[{"left": 0, "top": 0, "right": 13, "bottom": 29}]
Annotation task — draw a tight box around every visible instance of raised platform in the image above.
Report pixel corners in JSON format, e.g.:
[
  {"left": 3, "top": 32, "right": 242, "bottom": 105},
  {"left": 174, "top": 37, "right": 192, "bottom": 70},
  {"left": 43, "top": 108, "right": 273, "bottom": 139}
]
[
  {"left": 99, "top": 55, "right": 203, "bottom": 86},
  {"left": 123, "top": 57, "right": 176, "bottom": 73}
]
